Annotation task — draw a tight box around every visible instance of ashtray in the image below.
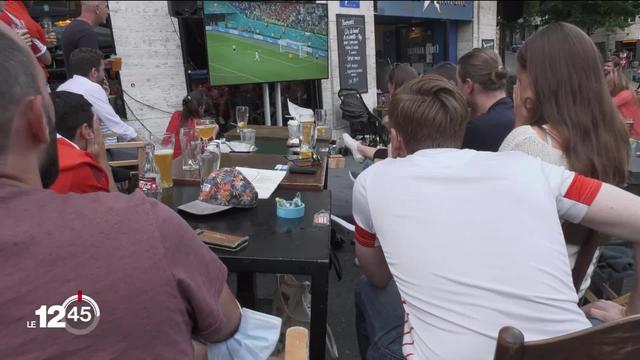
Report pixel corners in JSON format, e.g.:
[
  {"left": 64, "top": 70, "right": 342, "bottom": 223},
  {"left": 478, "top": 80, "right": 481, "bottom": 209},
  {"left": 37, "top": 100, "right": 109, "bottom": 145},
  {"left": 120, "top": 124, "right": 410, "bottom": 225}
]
[{"left": 277, "top": 203, "right": 305, "bottom": 219}]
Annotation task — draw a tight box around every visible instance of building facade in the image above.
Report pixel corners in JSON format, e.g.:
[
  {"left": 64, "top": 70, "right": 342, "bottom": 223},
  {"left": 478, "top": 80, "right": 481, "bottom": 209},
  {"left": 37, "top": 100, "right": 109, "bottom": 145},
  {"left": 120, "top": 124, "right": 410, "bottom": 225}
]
[{"left": 106, "top": 1, "right": 497, "bottom": 135}]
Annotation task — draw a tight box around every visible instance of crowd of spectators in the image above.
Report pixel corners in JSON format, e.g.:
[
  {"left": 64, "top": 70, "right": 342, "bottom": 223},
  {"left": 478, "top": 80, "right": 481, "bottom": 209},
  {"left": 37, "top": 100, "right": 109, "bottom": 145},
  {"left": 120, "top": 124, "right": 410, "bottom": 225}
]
[{"left": 231, "top": 1, "right": 327, "bottom": 36}]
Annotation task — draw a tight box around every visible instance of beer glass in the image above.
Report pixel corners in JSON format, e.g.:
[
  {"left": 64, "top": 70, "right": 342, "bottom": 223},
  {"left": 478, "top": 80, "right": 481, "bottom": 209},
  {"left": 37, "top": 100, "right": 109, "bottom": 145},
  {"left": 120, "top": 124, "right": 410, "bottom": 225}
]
[
  {"left": 299, "top": 115, "right": 316, "bottom": 159},
  {"left": 110, "top": 54, "right": 122, "bottom": 72},
  {"left": 236, "top": 106, "right": 249, "bottom": 132},
  {"left": 314, "top": 109, "right": 329, "bottom": 139},
  {"left": 180, "top": 127, "right": 199, "bottom": 171},
  {"left": 153, "top": 133, "right": 175, "bottom": 188},
  {"left": 195, "top": 119, "right": 217, "bottom": 141}
]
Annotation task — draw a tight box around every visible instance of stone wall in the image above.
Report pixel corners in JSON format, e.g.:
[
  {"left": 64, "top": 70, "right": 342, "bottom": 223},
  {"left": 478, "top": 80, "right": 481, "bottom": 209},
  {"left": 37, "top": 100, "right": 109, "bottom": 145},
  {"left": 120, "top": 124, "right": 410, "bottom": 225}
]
[
  {"left": 109, "top": 1, "right": 186, "bottom": 137},
  {"left": 457, "top": 1, "right": 498, "bottom": 60}
]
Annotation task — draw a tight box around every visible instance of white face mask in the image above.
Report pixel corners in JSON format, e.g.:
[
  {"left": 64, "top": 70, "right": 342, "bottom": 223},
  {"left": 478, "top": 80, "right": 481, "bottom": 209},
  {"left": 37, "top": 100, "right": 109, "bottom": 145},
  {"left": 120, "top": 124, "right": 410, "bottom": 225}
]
[{"left": 207, "top": 307, "right": 282, "bottom": 360}]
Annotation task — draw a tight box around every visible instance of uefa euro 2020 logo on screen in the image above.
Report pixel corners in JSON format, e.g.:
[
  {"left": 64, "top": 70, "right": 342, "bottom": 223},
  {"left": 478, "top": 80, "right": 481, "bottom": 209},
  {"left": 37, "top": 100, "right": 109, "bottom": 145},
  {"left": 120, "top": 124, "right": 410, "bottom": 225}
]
[{"left": 26, "top": 290, "right": 100, "bottom": 335}]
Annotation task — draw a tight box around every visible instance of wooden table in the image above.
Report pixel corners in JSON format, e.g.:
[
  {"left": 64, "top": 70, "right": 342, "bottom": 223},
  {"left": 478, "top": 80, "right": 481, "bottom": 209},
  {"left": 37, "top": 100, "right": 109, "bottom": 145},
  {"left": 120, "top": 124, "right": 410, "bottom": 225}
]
[
  {"left": 224, "top": 124, "right": 332, "bottom": 142},
  {"left": 172, "top": 151, "right": 328, "bottom": 191}
]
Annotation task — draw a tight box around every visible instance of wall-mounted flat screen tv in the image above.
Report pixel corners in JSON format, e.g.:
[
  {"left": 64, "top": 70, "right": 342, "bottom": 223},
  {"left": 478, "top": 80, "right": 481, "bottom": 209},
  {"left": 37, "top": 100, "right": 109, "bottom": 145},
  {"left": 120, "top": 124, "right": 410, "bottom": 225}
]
[{"left": 203, "top": 1, "right": 329, "bottom": 86}]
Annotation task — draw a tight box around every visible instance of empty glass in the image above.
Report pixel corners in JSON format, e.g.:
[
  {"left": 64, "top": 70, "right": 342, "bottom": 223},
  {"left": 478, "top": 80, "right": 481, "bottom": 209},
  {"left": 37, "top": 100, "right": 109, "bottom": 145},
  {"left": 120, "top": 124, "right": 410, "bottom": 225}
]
[
  {"left": 199, "top": 142, "right": 221, "bottom": 185},
  {"left": 240, "top": 128, "right": 256, "bottom": 146},
  {"left": 180, "top": 127, "right": 199, "bottom": 171},
  {"left": 236, "top": 106, "right": 249, "bottom": 132}
]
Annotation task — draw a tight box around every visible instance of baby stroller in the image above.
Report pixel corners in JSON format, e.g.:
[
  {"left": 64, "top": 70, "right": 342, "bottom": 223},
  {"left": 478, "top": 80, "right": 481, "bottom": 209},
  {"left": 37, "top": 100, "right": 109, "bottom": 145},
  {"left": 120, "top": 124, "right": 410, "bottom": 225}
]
[{"left": 338, "top": 88, "right": 388, "bottom": 147}]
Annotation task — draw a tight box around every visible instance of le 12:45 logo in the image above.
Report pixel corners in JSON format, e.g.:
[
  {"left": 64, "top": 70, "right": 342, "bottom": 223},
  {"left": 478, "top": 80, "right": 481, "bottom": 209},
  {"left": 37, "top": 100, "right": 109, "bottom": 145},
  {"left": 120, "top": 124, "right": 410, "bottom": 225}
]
[{"left": 27, "top": 290, "right": 100, "bottom": 335}]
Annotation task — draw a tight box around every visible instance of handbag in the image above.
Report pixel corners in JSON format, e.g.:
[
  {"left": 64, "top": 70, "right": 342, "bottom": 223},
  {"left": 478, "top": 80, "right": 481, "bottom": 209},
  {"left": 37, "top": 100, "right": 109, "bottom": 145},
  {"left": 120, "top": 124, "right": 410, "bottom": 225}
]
[{"left": 272, "top": 274, "right": 339, "bottom": 359}]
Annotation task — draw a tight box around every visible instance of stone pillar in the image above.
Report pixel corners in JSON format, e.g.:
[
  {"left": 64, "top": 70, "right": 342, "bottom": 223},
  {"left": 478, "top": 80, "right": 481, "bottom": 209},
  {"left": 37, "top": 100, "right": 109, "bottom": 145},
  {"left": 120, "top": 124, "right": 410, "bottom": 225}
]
[{"left": 109, "top": 1, "right": 187, "bottom": 136}]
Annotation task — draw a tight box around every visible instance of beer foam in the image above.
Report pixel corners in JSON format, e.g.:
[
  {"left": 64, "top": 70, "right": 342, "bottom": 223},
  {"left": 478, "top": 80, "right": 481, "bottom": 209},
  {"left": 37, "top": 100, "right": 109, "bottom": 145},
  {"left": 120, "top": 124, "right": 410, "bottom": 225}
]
[{"left": 154, "top": 149, "right": 174, "bottom": 155}]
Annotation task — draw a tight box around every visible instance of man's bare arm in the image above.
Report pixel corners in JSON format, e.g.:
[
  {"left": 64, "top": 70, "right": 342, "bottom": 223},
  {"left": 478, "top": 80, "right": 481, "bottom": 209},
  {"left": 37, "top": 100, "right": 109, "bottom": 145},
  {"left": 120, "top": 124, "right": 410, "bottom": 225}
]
[
  {"left": 580, "top": 183, "right": 640, "bottom": 314},
  {"left": 355, "top": 243, "right": 393, "bottom": 288},
  {"left": 580, "top": 183, "right": 640, "bottom": 242}
]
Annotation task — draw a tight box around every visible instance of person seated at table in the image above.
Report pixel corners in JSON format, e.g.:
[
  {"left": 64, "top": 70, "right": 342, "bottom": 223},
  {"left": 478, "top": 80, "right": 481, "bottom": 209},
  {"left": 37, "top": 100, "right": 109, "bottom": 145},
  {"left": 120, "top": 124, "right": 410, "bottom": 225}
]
[
  {"left": 500, "top": 22, "right": 630, "bottom": 297},
  {"left": 57, "top": 48, "right": 138, "bottom": 141},
  {"left": 0, "top": 24, "right": 241, "bottom": 358},
  {"left": 165, "top": 89, "right": 219, "bottom": 158},
  {"left": 342, "top": 63, "right": 418, "bottom": 163},
  {"left": 457, "top": 47, "right": 514, "bottom": 152},
  {"left": 353, "top": 74, "right": 640, "bottom": 359},
  {"left": 607, "top": 69, "right": 640, "bottom": 137},
  {"left": 49, "top": 90, "right": 116, "bottom": 194}
]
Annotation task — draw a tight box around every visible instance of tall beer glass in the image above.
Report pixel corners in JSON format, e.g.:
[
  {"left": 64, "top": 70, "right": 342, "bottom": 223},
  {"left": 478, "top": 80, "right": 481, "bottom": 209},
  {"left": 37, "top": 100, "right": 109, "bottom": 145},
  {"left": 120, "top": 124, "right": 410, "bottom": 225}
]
[
  {"left": 153, "top": 133, "right": 175, "bottom": 188},
  {"left": 299, "top": 114, "right": 316, "bottom": 159}
]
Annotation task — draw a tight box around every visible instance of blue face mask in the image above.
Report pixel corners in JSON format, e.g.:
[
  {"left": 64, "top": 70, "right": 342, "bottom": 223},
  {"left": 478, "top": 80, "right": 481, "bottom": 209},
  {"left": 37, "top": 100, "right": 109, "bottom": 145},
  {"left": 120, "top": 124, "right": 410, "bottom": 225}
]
[{"left": 207, "top": 308, "right": 282, "bottom": 360}]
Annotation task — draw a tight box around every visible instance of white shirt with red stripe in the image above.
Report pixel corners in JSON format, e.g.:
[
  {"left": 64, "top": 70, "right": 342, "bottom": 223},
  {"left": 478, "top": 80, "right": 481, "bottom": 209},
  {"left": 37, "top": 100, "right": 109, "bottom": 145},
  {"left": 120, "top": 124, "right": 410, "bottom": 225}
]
[{"left": 353, "top": 149, "right": 597, "bottom": 359}]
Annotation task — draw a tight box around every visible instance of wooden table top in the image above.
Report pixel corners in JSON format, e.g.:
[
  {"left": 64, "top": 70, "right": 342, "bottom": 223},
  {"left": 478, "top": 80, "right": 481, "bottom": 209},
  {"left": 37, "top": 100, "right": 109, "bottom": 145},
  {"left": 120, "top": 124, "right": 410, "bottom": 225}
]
[
  {"left": 224, "top": 125, "right": 331, "bottom": 142},
  {"left": 172, "top": 151, "right": 328, "bottom": 191}
]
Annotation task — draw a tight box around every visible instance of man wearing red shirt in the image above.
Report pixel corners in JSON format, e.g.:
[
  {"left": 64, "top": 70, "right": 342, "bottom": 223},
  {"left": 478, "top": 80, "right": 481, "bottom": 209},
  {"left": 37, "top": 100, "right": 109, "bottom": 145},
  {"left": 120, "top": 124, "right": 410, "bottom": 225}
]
[
  {"left": 0, "top": 0, "right": 55, "bottom": 77},
  {"left": 50, "top": 91, "right": 116, "bottom": 194}
]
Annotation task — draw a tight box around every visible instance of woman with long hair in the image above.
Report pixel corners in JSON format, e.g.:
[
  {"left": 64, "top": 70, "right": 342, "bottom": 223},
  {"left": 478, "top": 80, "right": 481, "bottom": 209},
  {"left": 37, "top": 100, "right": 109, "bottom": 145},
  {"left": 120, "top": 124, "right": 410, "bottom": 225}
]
[
  {"left": 607, "top": 69, "right": 640, "bottom": 137},
  {"left": 500, "top": 22, "right": 629, "bottom": 299},
  {"left": 165, "top": 89, "right": 218, "bottom": 158},
  {"left": 457, "top": 48, "right": 514, "bottom": 151}
]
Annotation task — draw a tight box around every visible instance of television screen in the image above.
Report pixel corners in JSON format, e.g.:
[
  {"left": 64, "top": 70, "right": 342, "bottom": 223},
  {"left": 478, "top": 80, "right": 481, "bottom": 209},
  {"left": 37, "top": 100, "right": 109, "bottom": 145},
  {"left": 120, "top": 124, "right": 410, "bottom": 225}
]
[{"left": 203, "top": 1, "right": 329, "bottom": 86}]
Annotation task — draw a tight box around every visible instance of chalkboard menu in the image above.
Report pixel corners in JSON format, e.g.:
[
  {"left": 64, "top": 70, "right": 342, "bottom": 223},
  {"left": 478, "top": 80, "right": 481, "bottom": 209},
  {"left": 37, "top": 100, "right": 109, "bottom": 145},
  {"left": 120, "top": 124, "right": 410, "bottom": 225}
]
[{"left": 336, "top": 14, "right": 368, "bottom": 93}]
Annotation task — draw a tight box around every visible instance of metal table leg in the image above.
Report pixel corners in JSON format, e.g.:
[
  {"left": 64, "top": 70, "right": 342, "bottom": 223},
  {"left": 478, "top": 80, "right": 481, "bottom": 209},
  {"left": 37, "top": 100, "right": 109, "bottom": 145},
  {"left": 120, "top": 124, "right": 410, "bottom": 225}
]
[
  {"left": 236, "top": 272, "right": 256, "bottom": 308},
  {"left": 309, "top": 266, "right": 329, "bottom": 360}
]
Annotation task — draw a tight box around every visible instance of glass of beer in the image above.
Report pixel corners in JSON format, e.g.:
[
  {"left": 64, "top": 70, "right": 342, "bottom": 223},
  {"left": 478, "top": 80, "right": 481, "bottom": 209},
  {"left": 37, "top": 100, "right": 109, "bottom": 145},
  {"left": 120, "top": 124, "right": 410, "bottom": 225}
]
[
  {"left": 195, "top": 119, "right": 217, "bottom": 141},
  {"left": 236, "top": 106, "right": 249, "bottom": 132},
  {"left": 314, "top": 109, "right": 329, "bottom": 139},
  {"left": 153, "top": 133, "right": 175, "bottom": 188},
  {"left": 110, "top": 54, "right": 122, "bottom": 72},
  {"left": 299, "top": 115, "right": 316, "bottom": 159}
]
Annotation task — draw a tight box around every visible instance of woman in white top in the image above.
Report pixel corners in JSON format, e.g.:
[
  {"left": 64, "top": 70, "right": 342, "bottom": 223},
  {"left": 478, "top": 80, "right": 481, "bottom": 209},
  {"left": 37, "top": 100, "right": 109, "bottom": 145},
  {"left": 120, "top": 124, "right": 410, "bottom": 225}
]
[{"left": 500, "top": 22, "right": 629, "bottom": 297}]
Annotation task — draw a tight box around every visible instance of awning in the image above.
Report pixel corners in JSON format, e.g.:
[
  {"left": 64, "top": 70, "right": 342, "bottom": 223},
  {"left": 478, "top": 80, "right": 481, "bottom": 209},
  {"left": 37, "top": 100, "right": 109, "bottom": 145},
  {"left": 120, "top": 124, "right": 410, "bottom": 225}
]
[{"left": 622, "top": 39, "right": 638, "bottom": 44}]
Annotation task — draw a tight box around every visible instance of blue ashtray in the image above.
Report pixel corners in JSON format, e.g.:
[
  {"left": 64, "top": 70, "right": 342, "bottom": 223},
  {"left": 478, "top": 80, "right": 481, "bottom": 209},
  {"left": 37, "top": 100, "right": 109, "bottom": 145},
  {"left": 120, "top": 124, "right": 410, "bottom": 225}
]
[{"left": 277, "top": 203, "right": 305, "bottom": 219}]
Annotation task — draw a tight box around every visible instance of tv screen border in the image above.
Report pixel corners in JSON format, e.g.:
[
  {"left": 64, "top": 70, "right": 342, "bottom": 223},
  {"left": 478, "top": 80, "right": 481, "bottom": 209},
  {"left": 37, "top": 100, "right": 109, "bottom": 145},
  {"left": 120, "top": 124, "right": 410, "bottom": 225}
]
[{"left": 202, "top": 0, "right": 329, "bottom": 87}]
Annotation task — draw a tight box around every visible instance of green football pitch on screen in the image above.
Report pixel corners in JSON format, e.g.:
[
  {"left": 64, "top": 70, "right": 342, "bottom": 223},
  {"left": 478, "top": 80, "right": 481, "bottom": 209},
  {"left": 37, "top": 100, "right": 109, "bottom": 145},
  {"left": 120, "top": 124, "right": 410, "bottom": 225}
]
[{"left": 207, "top": 31, "right": 328, "bottom": 86}]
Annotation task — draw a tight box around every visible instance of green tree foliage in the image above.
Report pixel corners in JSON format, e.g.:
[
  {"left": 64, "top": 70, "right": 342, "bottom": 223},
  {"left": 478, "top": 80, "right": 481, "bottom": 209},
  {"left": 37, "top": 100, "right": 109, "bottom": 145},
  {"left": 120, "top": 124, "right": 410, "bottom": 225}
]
[{"left": 524, "top": 1, "right": 640, "bottom": 34}]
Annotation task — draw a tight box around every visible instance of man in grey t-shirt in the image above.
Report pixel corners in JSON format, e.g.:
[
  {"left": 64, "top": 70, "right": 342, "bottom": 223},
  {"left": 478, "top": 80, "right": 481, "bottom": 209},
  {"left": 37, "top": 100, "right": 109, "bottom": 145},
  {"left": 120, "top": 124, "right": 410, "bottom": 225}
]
[
  {"left": 0, "top": 23, "right": 240, "bottom": 359},
  {"left": 62, "top": 1, "right": 109, "bottom": 75}
]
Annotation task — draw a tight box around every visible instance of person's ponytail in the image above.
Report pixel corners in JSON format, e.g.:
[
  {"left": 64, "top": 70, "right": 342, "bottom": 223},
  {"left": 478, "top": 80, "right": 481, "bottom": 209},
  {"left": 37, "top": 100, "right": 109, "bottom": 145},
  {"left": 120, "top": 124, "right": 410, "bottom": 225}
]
[{"left": 458, "top": 48, "right": 508, "bottom": 92}]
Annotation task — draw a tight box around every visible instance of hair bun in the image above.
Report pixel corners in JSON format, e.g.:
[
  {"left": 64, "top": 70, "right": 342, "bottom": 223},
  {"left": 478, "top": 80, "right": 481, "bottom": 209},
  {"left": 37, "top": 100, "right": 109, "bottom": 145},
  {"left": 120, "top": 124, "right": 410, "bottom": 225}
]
[
  {"left": 182, "top": 95, "right": 192, "bottom": 106},
  {"left": 491, "top": 67, "right": 509, "bottom": 83}
]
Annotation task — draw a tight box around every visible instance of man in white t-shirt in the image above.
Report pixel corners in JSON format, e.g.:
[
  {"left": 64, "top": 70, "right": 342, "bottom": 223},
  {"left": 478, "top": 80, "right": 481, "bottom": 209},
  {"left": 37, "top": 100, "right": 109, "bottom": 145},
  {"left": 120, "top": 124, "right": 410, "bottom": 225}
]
[{"left": 353, "top": 75, "right": 640, "bottom": 359}]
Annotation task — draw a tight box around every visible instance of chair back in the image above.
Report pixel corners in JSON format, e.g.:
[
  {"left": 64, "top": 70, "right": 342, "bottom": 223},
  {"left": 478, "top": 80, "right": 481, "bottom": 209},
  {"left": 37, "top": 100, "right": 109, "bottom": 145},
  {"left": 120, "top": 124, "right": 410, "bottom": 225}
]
[
  {"left": 494, "top": 315, "right": 640, "bottom": 360},
  {"left": 563, "top": 223, "right": 604, "bottom": 293}
]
